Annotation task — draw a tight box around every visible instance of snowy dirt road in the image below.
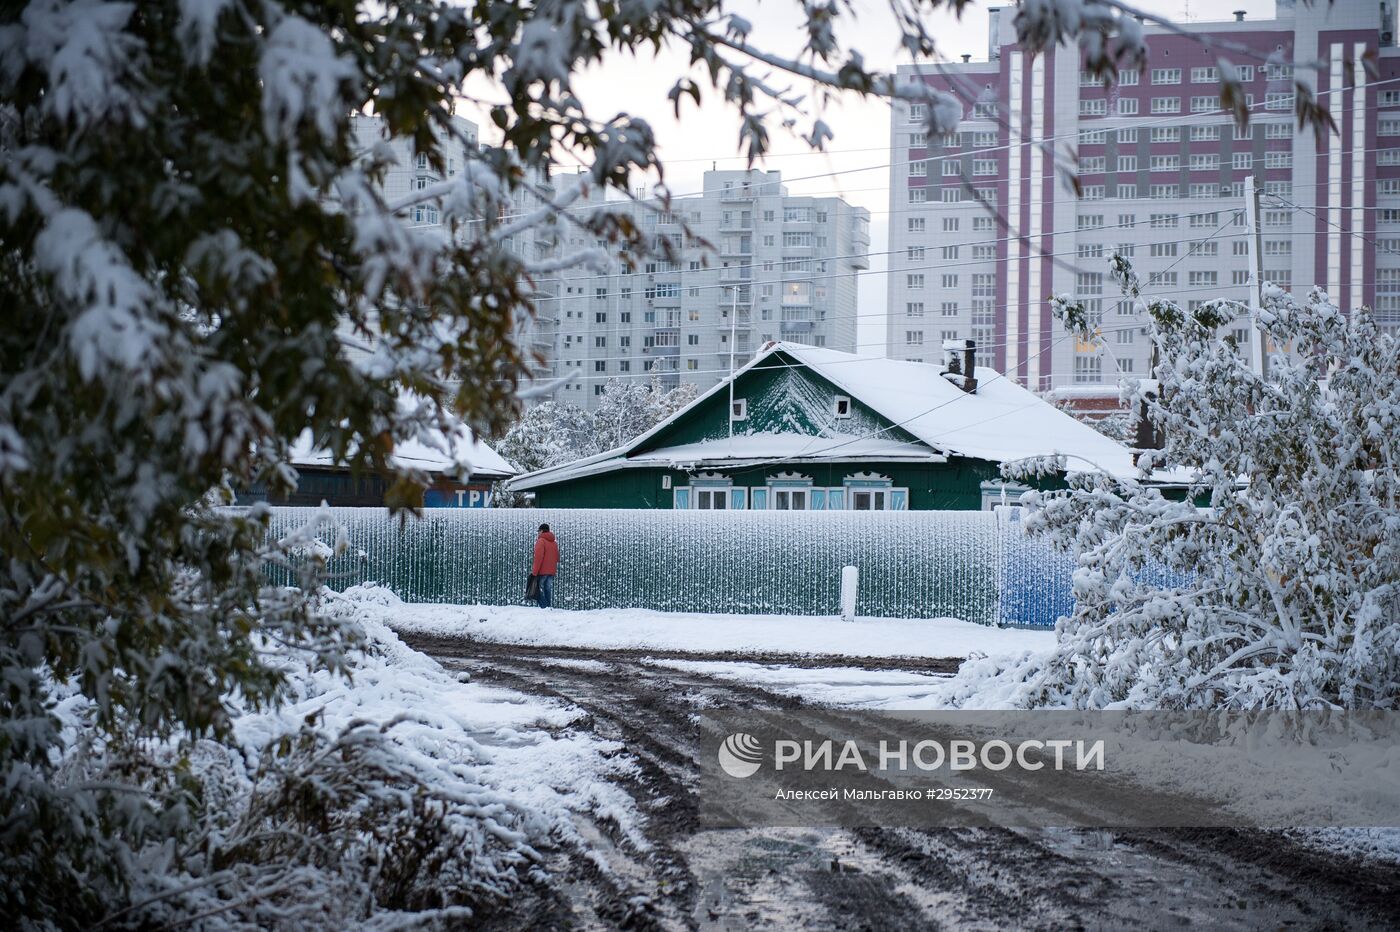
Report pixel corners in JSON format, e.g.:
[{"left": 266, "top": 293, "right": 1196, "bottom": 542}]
[{"left": 407, "top": 634, "right": 1400, "bottom": 932}]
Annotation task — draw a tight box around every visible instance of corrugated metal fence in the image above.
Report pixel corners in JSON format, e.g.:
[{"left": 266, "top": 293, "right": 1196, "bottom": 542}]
[{"left": 265, "top": 506, "right": 1075, "bottom": 627}]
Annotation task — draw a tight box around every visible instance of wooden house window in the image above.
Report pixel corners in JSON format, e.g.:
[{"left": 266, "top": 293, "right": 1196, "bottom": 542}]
[
  {"left": 772, "top": 489, "right": 807, "bottom": 510},
  {"left": 731, "top": 398, "right": 748, "bottom": 420},
  {"left": 696, "top": 489, "right": 729, "bottom": 509},
  {"left": 832, "top": 395, "right": 851, "bottom": 419},
  {"left": 851, "top": 489, "right": 887, "bottom": 511}
]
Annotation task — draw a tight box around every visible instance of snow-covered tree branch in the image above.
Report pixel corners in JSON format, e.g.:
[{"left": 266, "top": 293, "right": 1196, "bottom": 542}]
[{"left": 998, "top": 260, "right": 1399, "bottom": 710}]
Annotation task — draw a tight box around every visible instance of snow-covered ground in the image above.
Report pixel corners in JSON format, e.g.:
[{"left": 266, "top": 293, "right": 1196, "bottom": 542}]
[
  {"left": 228, "top": 590, "right": 646, "bottom": 859},
  {"left": 352, "top": 585, "right": 1055, "bottom": 660},
  {"left": 644, "top": 658, "right": 957, "bottom": 709}
]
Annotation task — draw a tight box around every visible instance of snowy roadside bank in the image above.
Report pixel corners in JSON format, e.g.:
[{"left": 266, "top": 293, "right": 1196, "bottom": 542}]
[{"left": 343, "top": 583, "right": 1056, "bottom": 660}]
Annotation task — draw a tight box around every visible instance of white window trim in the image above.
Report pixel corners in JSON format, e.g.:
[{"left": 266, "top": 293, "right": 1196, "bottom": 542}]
[
  {"left": 730, "top": 398, "right": 748, "bottom": 421},
  {"left": 980, "top": 480, "right": 1032, "bottom": 510},
  {"left": 767, "top": 472, "right": 813, "bottom": 511},
  {"left": 832, "top": 395, "right": 852, "bottom": 419}
]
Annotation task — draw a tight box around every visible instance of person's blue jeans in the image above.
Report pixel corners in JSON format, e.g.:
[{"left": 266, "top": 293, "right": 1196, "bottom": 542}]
[{"left": 537, "top": 573, "right": 554, "bottom": 608}]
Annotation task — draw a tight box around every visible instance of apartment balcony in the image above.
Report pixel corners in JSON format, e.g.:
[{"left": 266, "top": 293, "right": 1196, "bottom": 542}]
[
  {"left": 718, "top": 217, "right": 754, "bottom": 232},
  {"left": 720, "top": 188, "right": 758, "bottom": 202},
  {"left": 780, "top": 319, "right": 815, "bottom": 334}
]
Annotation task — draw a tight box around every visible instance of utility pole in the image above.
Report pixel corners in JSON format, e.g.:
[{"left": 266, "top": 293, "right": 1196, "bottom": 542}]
[
  {"left": 1243, "top": 174, "right": 1269, "bottom": 379},
  {"left": 727, "top": 284, "right": 738, "bottom": 440}
]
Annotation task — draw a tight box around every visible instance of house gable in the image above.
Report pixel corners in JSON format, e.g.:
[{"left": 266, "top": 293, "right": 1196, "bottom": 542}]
[{"left": 633, "top": 351, "right": 925, "bottom": 455}]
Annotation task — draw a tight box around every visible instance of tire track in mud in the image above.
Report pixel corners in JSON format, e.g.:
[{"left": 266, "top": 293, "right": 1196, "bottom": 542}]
[{"left": 415, "top": 636, "right": 1400, "bottom": 931}]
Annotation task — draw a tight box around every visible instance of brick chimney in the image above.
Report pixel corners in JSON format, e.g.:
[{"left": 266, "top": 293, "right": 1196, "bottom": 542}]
[{"left": 941, "top": 339, "right": 978, "bottom": 393}]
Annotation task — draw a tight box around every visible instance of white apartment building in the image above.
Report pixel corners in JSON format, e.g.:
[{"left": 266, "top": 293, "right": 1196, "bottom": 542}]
[
  {"left": 887, "top": 0, "right": 1400, "bottom": 390},
  {"left": 350, "top": 113, "right": 479, "bottom": 230},
  {"left": 519, "top": 169, "right": 870, "bottom": 408}
]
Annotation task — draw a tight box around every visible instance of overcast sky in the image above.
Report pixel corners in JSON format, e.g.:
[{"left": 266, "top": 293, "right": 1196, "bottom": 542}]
[{"left": 464, "top": 0, "right": 1279, "bottom": 354}]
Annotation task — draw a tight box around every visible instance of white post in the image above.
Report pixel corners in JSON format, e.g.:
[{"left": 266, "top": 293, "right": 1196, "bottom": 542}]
[
  {"left": 1243, "top": 174, "right": 1268, "bottom": 379},
  {"left": 840, "top": 565, "right": 859, "bottom": 623}
]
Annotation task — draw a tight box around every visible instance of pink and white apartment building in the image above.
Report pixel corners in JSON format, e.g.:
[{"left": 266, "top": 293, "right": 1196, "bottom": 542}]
[{"left": 887, "top": 0, "right": 1400, "bottom": 390}]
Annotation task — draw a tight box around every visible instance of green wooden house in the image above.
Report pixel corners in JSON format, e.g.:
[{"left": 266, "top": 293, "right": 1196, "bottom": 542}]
[{"left": 509, "top": 342, "right": 1154, "bottom": 510}]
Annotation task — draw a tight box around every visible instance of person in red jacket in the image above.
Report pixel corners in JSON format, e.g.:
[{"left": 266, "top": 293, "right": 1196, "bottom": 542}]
[{"left": 531, "top": 523, "right": 560, "bottom": 608}]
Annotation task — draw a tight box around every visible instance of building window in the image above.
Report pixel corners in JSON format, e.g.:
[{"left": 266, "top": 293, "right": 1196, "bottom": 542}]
[
  {"left": 942, "top": 161, "right": 961, "bottom": 176},
  {"left": 1151, "top": 68, "right": 1182, "bottom": 85},
  {"left": 1117, "top": 155, "right": 1137, "bottom": 172},
  {"left": 1150, "top": 126, "right": 1180, "bottom": 143},
  {"left": 695, "top": 488, "right": 729, "bottom": 510},
  {"left": 731, "top": 398, "right": 747, "bottom": 420},
  {"left": 1080, "top": 98, "right": 1107, "bottom": 117},
  {"left": 851, "top": 489, "right": 889, "bottom": 511},
  {"left": 1117, "top": 97, "right": 1138, "bottom": 116},
  {"left": 832, "top": 395, "right": 851, "bottom": 418},
  {"left": 1265, "top": 92, "right": 1291, "bottom": 111},
  {"left": 1073, "top": 355, "right": 1103, "bottom": 384},
  {"left": 772, "top": 489, "right": 806, "bottom": 510},
  {"left": 973, "top": 159, "right": 997, "bottom": 176},
  {"left": 906, "top": 302, "right": 925, "bottom": 317},
  {"left": 1191, "top": 66, "right": 1219, "bottom": 84},
  {"left": 1119, "top": 70, "right": 1139, "bottom": 86}
]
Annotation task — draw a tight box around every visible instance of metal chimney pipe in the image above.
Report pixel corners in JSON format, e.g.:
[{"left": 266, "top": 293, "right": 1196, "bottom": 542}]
[{"left": 1234, "top": 10, "right": 1246, "bottom": 21}]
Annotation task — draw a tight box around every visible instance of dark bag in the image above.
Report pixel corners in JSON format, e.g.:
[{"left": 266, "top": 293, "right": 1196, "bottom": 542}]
[{"left": 524, "top": 574, "right": 541, "bottom": 601}]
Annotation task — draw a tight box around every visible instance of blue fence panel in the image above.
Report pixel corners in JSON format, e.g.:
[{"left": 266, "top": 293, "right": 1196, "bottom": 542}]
[{"left": 994, "top": 506, "right": 1075, "bottom": 628}]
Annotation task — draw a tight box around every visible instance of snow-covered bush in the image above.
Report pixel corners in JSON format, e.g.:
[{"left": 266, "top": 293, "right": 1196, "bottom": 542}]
[{"left": 1003, "top": 261, "right": 1399, "bottom": 710}]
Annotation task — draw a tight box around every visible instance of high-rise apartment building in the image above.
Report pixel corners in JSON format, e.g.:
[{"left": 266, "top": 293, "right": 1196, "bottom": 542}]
[
  {"left": 351, "top": 114, "right": 479, "bottom": 230},
  {"left": 520, "top": 169, "right": 870, "bottom": 408},
  {"left": 887, "top": 0, "right": 1400, "bottom": 390}
]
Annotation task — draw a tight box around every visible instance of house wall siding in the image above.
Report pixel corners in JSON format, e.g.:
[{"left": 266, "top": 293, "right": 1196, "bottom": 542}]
[{"left": 530, "top": 458, "right": 1008, "bottom": 510}]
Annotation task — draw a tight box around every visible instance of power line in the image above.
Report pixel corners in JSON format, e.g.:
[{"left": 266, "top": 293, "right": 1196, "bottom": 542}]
[{"left": 479, "top": 73, "right": 1400, "bottom": 228}]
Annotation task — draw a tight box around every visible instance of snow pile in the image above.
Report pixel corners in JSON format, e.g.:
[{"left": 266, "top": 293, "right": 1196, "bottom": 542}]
[
  {"left": 359, "top": 591, "right": 1055, "bottom": 659},
  {"left": 42, "top": 594, "right": 638, "bottom": 927}
]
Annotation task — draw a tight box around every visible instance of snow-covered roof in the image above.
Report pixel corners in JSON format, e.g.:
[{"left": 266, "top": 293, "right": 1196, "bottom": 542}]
[
  {"left": 767, "top": 344, "right": 1145, "bottom": 480},
  {"left": 510, "top": 343, "right": 1157, "bottom": 490},
  {"left": 290, "top": 424, "right": 515, "bottom": 480}
]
